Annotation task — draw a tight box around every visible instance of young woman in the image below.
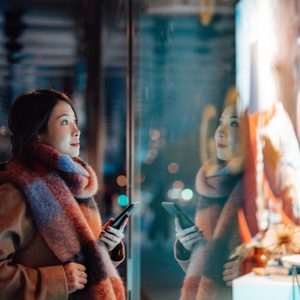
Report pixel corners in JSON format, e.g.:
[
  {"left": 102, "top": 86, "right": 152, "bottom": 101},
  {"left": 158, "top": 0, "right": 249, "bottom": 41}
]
[
  {"left": 0, "top": 89, "right": 126, "bottom": 299},
  {"left": 174, "top": 92, "right": 247, "bottom": 300}
]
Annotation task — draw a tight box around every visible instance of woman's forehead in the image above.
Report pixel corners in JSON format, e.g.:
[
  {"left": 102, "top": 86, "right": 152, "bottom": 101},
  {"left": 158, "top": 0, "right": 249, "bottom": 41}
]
[
  {"left": 50, "top": 100, "right": 75, "bottom": 118},
  {"left": 221, "top": 104, "right": 237, "bottom": 117}
]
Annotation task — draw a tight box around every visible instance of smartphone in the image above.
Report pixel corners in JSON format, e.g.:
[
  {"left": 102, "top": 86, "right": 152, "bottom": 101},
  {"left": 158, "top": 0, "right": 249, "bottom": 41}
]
[
  {"left": 161, "top": 202, "right": 194, "bottom": 229},
  {"left": 110, "top": 203, "right": 140, "bottom": 229}
]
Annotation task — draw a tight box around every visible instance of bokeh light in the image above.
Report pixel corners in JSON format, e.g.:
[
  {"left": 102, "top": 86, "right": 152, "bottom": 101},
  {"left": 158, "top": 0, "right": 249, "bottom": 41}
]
[
  {"left": 148, "top": 148, "right": 158, "bottom": 159},
  {"left": 149, "top": 128, "right": 160, "bottom": 140},
  {"left": 172, "top": 180, "right": 184, "bottom": 189},
  {"left": 116, "top": 175, "right": 127, "bottom": 187},
  {"left": 167, "top": 188, "right": 182, "bottom": 200},
  {"left": 168, "top": 162, "right": 179, "bottom": 174},
  {"left": 181, "top": 189, "right": 193, "bottom": 201},
  {"left": 118, "top": 194, "right": 129, "bottom": 206}
]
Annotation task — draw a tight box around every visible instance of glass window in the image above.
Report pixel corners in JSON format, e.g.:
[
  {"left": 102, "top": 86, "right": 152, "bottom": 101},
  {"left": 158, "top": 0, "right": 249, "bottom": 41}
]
[{"left": 128, "top": 1, "right": 236, "bottom": 299}]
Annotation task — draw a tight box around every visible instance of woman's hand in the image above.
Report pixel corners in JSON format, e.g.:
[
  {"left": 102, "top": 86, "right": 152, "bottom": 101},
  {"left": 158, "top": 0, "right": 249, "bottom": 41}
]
[
  {"left": 223, "top": 257, "right": 241, "bottom": 286},
  {"left": 175, "top": 217, "right": 204, "bottom": 251},
  {"left": 63, "top": 262, "right": 88, "bottom": 294},
  {"left": 99, "top": 217, "right": 128, "bottom": 251}
]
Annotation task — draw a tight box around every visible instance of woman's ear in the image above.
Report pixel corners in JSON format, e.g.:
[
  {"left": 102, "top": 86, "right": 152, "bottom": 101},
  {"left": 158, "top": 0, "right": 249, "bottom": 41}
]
[{"left": 35, "top": 135, "right": 42, "bottom": 143}]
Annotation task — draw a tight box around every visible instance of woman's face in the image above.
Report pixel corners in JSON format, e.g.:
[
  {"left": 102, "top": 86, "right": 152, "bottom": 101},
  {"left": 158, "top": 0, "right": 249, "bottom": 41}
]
[
  {"left": 214, "top": 104, "right": 240, "bottom": 161},
  {"left": 38, "top": 100, "right": 80, "bottom": 157}
]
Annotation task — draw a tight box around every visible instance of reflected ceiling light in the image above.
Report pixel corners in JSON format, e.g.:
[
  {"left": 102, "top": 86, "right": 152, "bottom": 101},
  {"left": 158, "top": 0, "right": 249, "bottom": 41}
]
[
  {"left": 147, "top": 0, "right": 234, "bottom": 22},
  {"left": 23, "top": 13, "right": 74, "bottom": 28},
  {"left": 148, "top": 4, "right": 199, "bottom": 15}
]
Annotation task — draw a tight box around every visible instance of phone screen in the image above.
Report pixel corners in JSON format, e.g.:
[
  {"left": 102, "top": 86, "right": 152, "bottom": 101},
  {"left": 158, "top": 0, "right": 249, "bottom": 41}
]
[
  {"left": 161, "top": 202, "right": 194, "bottom": 229},
  {"left": 110, "top": 203, "right": 140, "bottom": 229}
]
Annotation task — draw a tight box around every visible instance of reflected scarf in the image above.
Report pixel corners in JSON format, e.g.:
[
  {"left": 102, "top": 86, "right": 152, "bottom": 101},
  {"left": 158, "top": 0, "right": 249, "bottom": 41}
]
[
  {"left": 180, "top": 160, "right": 243, "bottom": 300},
  {"left": 0, "top": 142, "right": 125, "bottom": 300}
]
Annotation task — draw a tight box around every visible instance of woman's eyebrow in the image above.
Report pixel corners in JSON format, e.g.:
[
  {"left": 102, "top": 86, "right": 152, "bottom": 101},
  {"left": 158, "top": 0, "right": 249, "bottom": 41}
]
[
  {"left": 56, "top": 112, "right": 76, "bottom": 120},
  {"left": 56, "top": 113, "right": 70, "bottom": 119},
  {"left": 230, "top": 115, "right": 238, "bottom": 119}
]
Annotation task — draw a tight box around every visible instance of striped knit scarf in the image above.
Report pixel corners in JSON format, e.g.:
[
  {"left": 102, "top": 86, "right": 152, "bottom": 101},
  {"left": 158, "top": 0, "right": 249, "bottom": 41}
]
[
  {"left": 180, "top": 160, "right": 243, "bottom": 300},
  {"left": 0, "top": 142, "right": 125, "bottom": 300}
]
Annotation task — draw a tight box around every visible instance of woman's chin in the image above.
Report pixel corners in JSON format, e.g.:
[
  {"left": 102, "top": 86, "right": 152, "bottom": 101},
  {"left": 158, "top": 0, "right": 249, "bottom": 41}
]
[
  {"left": 216, "top": 153, "right": 231, "bottom": 161},
  {"left": 71, "top": 151, "right": 80, "bottom": 158},
  {"left": 66, "top": 149, "right": 80, "bottom": 158}
]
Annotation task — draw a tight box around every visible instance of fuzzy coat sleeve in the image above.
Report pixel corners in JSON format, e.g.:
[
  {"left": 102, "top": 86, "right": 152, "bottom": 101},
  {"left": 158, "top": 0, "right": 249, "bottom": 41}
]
[
  {"left": 0, "top": 183, "right": 68, "bottom": 300},
  {"left": 174, "top": 239, "right": 191, "bottom": 272},
  {"left": 110, "top": 242, "right": 125, "bottom": 266}
]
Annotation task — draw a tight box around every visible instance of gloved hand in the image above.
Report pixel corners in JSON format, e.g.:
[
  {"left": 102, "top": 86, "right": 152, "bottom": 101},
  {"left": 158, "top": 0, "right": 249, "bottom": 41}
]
[
  {"left": 175, "top": 217, "right": 204, "bottom": 251},
  {"left": 99, "top": 217, "right": 128, "bottom": 252},
  {"left": 223, "top": 256, "right": 241, "bottom": 286}
]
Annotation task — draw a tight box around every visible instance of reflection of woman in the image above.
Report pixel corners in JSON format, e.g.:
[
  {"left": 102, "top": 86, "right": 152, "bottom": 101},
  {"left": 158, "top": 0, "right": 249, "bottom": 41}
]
[
  {"left": 174, "top": 94, "right": 247, "bottom": 300},
  {"left": 0, "top": 89, "right": 126, "bottom": 299},
  {"left": 175, "top": 89, "right": 300, "bottom": 299}
]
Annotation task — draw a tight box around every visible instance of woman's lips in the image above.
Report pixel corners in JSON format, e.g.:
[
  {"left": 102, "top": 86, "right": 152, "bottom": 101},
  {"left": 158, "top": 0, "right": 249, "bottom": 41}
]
[
  {"left": 217, "top": 143, "right": 227, "bottom": 148},
  {"left": 71, "top": 143, "right": 80, "bottom": 147}
]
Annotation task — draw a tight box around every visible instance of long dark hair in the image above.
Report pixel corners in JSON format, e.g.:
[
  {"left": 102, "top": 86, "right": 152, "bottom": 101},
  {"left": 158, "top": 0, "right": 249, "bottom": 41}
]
[{"left": 8, "top": 88, "right": 77, "bottom": 159}]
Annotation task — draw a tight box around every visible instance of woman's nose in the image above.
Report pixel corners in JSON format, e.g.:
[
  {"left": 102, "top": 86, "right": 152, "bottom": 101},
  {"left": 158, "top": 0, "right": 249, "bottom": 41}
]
[
  {"left": 73, "top": 124, "right": 80, "bottom": 137},
  {"left": 217, "top": 125, "right": 227, "bottom": 137}
]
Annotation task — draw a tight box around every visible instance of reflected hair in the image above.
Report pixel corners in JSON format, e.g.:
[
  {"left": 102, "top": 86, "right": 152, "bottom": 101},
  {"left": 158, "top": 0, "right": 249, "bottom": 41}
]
[
  {"left": 218, "top": 87, "right": 242, "bottom": 121},
  {"left": 215, "top": 86, "right": 249, "bottom": 171},
  {"left": 8, "top": 88, "right": 77, "bottom": 159}
]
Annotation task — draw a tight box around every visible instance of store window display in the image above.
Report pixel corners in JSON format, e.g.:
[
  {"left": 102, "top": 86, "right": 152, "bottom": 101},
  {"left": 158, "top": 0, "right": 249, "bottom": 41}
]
[{"left": 173, "top": 88, "right": 300, "bottom": 300}]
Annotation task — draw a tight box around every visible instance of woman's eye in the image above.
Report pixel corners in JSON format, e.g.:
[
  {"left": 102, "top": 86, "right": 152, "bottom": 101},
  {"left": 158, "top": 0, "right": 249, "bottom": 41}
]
[
  {"left": 231, "top": 120, "right": 239, "bottom": 128},
  {"left": 61, "top": 119, "right": 69, "bottom": 125}
]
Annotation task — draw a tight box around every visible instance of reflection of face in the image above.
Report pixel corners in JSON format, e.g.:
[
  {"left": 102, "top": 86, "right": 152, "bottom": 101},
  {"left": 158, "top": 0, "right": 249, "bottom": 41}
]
[
  {"left": 38, "top": 101, "right": 80, "bottom": 157},
  {"left": 214, "top": 104, "right": 239, "bottom": 161}
]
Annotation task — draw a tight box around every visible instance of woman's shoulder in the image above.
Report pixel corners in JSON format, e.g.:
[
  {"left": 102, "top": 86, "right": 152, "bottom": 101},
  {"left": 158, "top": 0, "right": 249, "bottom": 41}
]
[
  {"left": 0, "top": 182, "right": 27, "bottom": 211},
  {"left": 0, "top": 182, "right": 24, "bottom": 195},
  {"left": 0, "top": 182, "right": 37, "bottom": 253}
]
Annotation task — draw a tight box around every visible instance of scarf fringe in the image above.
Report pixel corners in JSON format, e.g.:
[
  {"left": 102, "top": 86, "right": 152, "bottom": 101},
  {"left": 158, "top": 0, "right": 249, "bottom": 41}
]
[{"left": 77, "top": 277, "right": 125, "bottom": 300}]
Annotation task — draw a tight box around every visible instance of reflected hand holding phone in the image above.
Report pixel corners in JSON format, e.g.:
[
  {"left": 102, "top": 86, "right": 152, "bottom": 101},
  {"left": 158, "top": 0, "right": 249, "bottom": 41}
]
[
  {"left": 162, "top": 201, "right": 204, "bottom": 252},
  {"left": 174, "top": 217, "right": 204, "bottom": 252},
  {"left": 161, "top": 201, "right": 194, "bottom": 229}
]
